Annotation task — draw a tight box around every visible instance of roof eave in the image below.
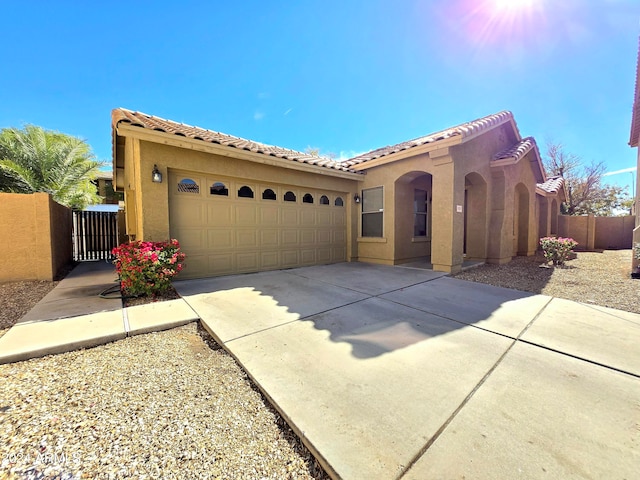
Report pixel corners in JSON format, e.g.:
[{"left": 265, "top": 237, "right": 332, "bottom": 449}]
[{"left": 115, "top": 123, "right": 364, "bottom": 181}]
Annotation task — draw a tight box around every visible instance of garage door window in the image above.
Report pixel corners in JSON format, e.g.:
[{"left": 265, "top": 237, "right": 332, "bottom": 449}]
[
  {"left": 303, "top": 193, "right": 314, "bottom": 204},
  {"left": 335, "top": 197, "right": 344, "bottom": 207},
  {"left": 210, "top": 182, "right": 228, "bottom": 196},
  {"left": 178, "top": 178, "right": 200, "bottom": 194},
  {"left": 320, "top": 195, "right": 330, "bottom": 205},
  {"left": 262, "top": 188, "right": 277, "bottom": 200},
  {"left": 238, "top": 186, "right": 254, "bottom": 198},
  {"left": 362, "top": 187, "right": 383, "bottom": 237},
  {"left": 284, "top": 191, "right": 296, "bottom": 202}
]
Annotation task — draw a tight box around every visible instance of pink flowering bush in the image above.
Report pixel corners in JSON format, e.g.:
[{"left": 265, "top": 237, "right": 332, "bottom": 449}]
[
  {"left": 539, "top": 236, "right": 578, "bottom": 266},
  {"left": 112, "top": 239, "right": 186, "bottom": 297}
]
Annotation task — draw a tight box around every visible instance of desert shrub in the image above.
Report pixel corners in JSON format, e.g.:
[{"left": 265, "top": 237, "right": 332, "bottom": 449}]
[
  {"left": 539, "top": 236, "right": 578, "bottom": 266},
  {"left": 112, "top": 239, "right": 186, "bottom": 297}
]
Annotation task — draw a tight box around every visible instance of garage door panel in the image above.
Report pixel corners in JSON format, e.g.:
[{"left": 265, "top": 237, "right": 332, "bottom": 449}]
[
  {"left": 178, "top": 228, "right": 205, "bottom": 250},
  {"left": 317, "top": 210, "right": 332, "bottom": 226},
  {"left": 301, "top": 230, "right": 315, "bottom": 245},
  {"left": 301, "top": 249, "right": 316, "bottom": 264},
  {"left": 282, "top": 230, "right": 298, "bottom": 245},
  {"left": 183, "top": 254, "right": 209, "bottom": 277},
  {"left": 260, "top": 206, "right": 279, "bottom": 225},
  {"left": 281, "top": 208, "right": 298, "bottom": 226},
  {"left": 172, "top": 202, "right": 206, "bottom": 227},
  {"left": 260, "top": 230, "right": 279, "bottom": 247},
  {"left": 237, "top": 252, "right": 258, "bottom": 271},
  {"left": 237, "top": 230, "right": 258, "bottom": 248},
  {"left": 170, "top": 170, "right": 347, "bottom": 278},
  {"left": 235, "top": 205, "right": 257, "bottom": 225},
  {"left": 281, "top": 250, "right": 299, "bottom": 267},
  {"left": 209, "top": 253, "right": 234, "bottom": 275},
  {"left": 317, "top": 248, "right": 331, "bottom": 263},
  {"left": 317, "top": 230, "right": 331, "bottom": 244},
  {"left": 260, "top": 251, "right": 280, "bottom": 269},
  {"left": 332, "top": 247, "right": 346, "bottom": 261},
  {"left": 208, "top": 230, "right": 233, "bottom": 248},
  {"left": 208, "top": 203, "right": 233, "bottom": 226},
  {"left": 300, "top": 210, "right": 315, "bottom": 225}
]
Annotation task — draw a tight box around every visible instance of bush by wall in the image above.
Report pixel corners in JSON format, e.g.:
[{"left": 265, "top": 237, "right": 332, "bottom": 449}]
[{"left": 540, "top": 237, "right": 578, "bottom": 266}]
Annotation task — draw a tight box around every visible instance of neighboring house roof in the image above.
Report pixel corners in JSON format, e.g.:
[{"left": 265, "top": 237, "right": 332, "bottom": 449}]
[
  {"left": 630, "top": 38, "right": 640, "bottom": 147},
  {"left": 112, "top": 108, "right": 353, "bottom": 172},
  {"left": 95, "top": 171, "right": 113, "bottom": 181},
  {"left": 341, "top": 111, "right": 516, "bottom": 167}
]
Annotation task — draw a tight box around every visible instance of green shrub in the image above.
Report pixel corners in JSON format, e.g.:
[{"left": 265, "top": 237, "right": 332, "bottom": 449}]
[
  {"left": 112, "top": 239, "right": 186, "bottom": 297},
  {"left": 539, "top": 236, "right": 578, "bottom": 266}
]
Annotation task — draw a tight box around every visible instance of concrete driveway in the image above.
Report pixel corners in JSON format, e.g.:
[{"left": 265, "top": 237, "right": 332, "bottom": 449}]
[{"left": 174, "top": 262, "right": 640, "bottom": 479}]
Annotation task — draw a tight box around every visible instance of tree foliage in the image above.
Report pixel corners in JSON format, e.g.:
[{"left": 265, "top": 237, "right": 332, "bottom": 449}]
[
  {"left": 543, "top": 141, "right": 630, "bottom": 216},
  {"left": 0, "top": 125, "right": 104, "bottom": 209}
]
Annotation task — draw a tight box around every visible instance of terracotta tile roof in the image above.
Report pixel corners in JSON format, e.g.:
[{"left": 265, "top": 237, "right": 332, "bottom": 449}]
[
  {"left": 112, "top": 108, "right": 355, "bottom": 173},
  {"left": 630, "top": 37, "right": 640, "bottom": 147},
  {"left": 537, "top": 175, "right": 564, "bottom": 194},
  {"left": 341, "top": 111, "right": 515, "bottom": 167},
  {"left": 492, "top": 136, "right": 538, "bottom": 162}
]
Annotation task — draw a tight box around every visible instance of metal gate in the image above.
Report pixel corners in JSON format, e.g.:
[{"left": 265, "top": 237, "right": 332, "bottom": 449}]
[{"left": 72, "top": 210, "right": 119, "bottom": 261}]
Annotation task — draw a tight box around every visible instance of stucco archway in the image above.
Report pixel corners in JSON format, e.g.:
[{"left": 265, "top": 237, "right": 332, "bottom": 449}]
[
  {"left": 514, "top": 183, "right": 530, "bottom": 255},
  {"left": 393, "top": 171, "right": 433, "bottom": 263},
  {"left": 464, "top": 172, "right": 488, "bottom": 260}
]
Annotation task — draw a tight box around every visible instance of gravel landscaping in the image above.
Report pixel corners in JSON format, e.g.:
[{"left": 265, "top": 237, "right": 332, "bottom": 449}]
[
  {"left": 453, "top": 249, "right": 640, "bottom": 314},
  {"left": 0, "top": 323, "right": 328, "bottom": 480}
]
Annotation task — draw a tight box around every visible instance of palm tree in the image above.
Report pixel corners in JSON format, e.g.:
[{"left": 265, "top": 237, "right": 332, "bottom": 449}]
[{"left": 0, "top": 125, "right": 105, "bottom": 209}]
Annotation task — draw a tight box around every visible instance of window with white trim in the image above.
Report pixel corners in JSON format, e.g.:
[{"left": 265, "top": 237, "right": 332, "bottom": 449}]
[{"left": 362, "top": 187, "right": 383, "bottom": 237}]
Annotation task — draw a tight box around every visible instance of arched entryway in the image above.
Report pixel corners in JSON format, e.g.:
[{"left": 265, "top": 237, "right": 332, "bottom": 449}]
[
  {"left": 514, "top": 183, "right": 530, "bottom": 255},
  {"left": 464, "top": 172, "right": 488, "bottom": 260},
  {"left": 394, "top": 171, "right": 433, "bottom": 264}
]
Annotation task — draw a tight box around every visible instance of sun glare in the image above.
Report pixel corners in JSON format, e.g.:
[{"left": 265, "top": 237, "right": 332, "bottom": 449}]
[{"left": 493, "top": 0, "right": 536, "bottom": 11}]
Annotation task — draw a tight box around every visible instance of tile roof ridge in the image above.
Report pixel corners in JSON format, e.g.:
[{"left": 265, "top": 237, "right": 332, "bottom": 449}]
[{"left": 341, "top": 110, "right": 515, "bottom": 166}]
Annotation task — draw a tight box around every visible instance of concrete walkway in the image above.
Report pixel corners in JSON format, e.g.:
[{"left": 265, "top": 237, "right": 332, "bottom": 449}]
[
  {"left": 173, "top": 262, "right": 640, "bottom": 480},
  {"left": 0, "top": 261, "right": 199, "bottom": 364},
  {"left": 1, "top": 261, "right": 638, "bottom": 478}
]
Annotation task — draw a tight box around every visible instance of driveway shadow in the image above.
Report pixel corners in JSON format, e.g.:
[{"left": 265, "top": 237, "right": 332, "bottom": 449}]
[{"left": 175, "top": 264, "right": 551, "bottom": 359}]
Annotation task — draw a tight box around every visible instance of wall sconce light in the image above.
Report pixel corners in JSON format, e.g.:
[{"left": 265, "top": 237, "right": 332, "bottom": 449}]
[
  {"left": 354, "top": 194, "right": 361, "bottom": 204},
  {"left": 151, "top": 164, "right": 163, "bottom": 183}
]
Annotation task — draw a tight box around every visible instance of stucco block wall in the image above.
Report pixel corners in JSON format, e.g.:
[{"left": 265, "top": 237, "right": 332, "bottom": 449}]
[
  {"left": 594, "top": 216, "right": 634, "bottom": 249},
  {"left": 557, "top": 215, "right": 633, "bottom": 251},
  {"left": 0, "top": 192, "right": 72, "bottom": 282}
]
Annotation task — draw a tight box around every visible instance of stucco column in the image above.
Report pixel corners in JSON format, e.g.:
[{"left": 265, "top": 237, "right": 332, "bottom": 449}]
[
  {"left": 486, "top": 170, "right": 511, "bottom": 264},
  {"left": 430, "top": 153, "right": 464, "bottom": 273}
]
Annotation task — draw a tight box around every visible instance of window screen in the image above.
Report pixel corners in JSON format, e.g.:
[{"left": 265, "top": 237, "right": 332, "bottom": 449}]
[{"left": 362, "top": 187, "right": 383, "bottom": 237}]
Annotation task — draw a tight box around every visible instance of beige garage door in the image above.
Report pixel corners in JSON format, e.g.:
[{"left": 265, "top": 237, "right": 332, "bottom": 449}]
[{"left": 168, "top": 170, "right": 347, "bottom": 278}]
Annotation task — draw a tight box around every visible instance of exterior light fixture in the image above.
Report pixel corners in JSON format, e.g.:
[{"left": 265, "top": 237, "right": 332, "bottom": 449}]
[
  {"left": 354, "top": 194, "right": 361, "bottom": 204},
  {"left": 152, "top": 164, "right": 163, "bottom": 183}
]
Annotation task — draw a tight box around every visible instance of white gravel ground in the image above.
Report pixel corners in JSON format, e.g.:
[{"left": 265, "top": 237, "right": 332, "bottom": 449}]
[{"left": 0, "top": 323, "right": 328, "bottom": 480}]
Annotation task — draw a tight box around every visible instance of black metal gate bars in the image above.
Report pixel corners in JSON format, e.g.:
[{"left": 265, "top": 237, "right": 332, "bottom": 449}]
[{"left": 72, "top": 210, "right": 119, "bottom": 261}]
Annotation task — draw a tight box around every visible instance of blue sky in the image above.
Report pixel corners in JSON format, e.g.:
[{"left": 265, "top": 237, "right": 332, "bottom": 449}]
[{"left": 1, "top": 0, "right": 639, "bottom": 193}]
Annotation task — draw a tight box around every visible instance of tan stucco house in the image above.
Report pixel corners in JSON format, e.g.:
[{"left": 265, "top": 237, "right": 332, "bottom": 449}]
[
  {"left": 112, "top": 108, "right": 563, "bottom": 279},
  {"left": 629, "top": 38, "right": 640, "bottom": 270}
]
